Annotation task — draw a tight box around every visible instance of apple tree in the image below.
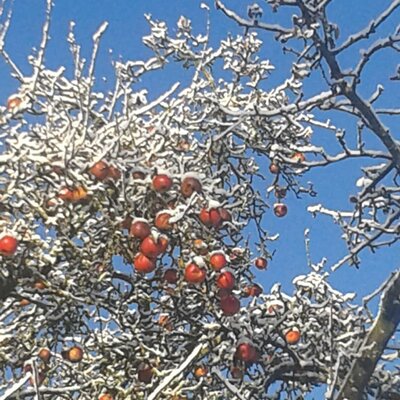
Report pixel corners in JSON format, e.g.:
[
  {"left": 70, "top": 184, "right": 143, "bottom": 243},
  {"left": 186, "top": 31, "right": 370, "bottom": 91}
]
[{"left": 0, "top": 0, "right": 399, "bottom": 399}]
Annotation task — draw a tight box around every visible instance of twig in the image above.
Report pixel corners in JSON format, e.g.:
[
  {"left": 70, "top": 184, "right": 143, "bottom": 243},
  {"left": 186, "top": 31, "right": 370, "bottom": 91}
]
[{"left": 148, "top": 343, "right": 206, "bottom": 400}]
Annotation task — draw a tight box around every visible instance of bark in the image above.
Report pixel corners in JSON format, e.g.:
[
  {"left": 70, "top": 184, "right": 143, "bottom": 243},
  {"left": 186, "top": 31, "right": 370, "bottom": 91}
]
[{"left": 336, "top": 271, "right": 400, "bottom": 400}]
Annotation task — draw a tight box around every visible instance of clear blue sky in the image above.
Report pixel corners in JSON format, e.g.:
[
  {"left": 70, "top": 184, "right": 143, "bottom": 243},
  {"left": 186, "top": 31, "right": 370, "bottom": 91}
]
[{"left": 1, "top": 0, "right": 398, "bottom": 307}]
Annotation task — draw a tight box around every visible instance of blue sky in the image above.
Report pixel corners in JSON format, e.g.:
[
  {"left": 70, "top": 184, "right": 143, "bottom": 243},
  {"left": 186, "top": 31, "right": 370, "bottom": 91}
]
[{"left": 1, "top": 0, "right": 398, "bottom": 307}]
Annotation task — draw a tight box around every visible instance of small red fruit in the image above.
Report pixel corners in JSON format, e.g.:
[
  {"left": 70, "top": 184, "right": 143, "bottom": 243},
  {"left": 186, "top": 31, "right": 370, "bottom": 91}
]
[
  {"left": 194, "top": 365, "right": 208, "bottom": 378},
  {"left": 163, "top": 269, "right": 179, "bottom": 284},
  {"left": 38, "top": 348, "right": 51, "bottom": 363},
  {"left": 108, "top": 166, "right": 121, "bottom": 181},
  {"left": 7, "top": 96, "right": 22, "bottom": 110},
  {"left": 267, "top": 303, "right": 284, "bottom": 314},
  {"left": 244, "top": 284, "right": 263, "bottom": 297},
  {"left": 209, "top": 253, "right": 227, "bottom": 271},
  {"left": 89, "top": 161, "right": 109, "bottom": 181},
  {"left": 66, "top": 346, "right": 84, "bottom": 363},
  {"left": 181, "top": 176, "right": 202, "bottom": 198},
  {"left": 33, "top": 280, "right": 47, "bottom": 290},
  {"left": 152, "top": 174, "right": 173, "bottom": 193},
  {"left": 134, "top": 253, "right": 156, "bottom": 274},
  {"left": 130, "top": 220, "right": 151, "bottom": 240},
  {"left": 235, "top": 343, "right": 258, "bottom": 363},
  {"left": 121, "top": 215, "right": 133, "bottom": 230},
  {"left": 158, "top": 314, "right": 173, "bottom": 331},
  {"left": 269, "top": 162, "right": 280, "bottom": 174},
  {"left": 155, "top": 212, "right": 173, "bottom": 231},
  {"left": 285, "top": 329, "right": 301, "bottom": 345},
  {"left": 46, "top": 198, "right": 57, "bottom": 208},
  {"left": 274, "top": 203, "right": 288, "bottom": 217},
  {"left": 230, "top": 366, "right": 244, "bottom": 379},
  {"left": 193, "top": 239, "right": 208, "bottom": 255},
  {"left": 58, "top": 187, "right": 74, "bottom": 201},
  {"left": 220, "top": 294, "right": 240, "bottom": 316},
  {"left": 19, "top": 298, "right": 30, "bottom": 307},
  {"left": 138, "top": 364, "right": 153, "bottom": 383},
  {"left": 219, "top": 208, "right": 231, "bottom": 222},
  {"left": 291, "top": 152, "right": 305, "bottom": 163},
  {"left": 216, "top": 271, "right": 235, "bottom": 290},
  {"left": 0, "top": 235, "right": 18, "bottom": 256},
  {"left": 71, "top": 186, "right": 88, "bottom": 203},
  {"left": 132, "top": 171, "right": 146, "bottom": 180},
  {"left": 199, "top": 208, "right": 212, "bottom": 227},
  {"left": 158, "top": 236, "right": 169, "bottom": 253},
  {"left": 255, "top": 257, "right": 267, "bottom": 270},
  {"left": 99, "top": 394, "right": 113, "bottom": 400},
  {"left": 209, "top": 208, "right": 222, "bottom": 229},
  {"left": 140, "top": 236, "right": 162, "bottom": 258},
  {"left": 184, "top": 263, "right": 206, "bottom": 284}
]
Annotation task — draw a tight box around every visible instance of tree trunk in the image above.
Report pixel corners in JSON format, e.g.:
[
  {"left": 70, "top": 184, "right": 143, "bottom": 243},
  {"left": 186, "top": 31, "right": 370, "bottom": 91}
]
[{"left": 336, "top": 270, "right": 400, "bottom": 400}]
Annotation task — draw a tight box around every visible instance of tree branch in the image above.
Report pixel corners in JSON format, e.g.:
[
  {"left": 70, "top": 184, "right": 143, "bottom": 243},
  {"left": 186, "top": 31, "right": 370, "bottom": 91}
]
[{"left": 336, "top": 270, "right": 400, "bottom": 400}]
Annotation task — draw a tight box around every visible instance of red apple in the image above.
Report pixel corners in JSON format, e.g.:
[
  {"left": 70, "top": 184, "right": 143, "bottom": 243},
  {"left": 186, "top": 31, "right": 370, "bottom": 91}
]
[
  {"left": 33, "top": 280, "right": 47, "bottom": 290},
  {"left": 140, "top": 236, "right": 162, "bottom": 258},
  {"left": 132, "top": 171, "right": 146, "bottom": 180},
  {"left": 163, "top": 268, "right": 179, "bottom": 284},
  {"left": 230, "top": 366, "right": 244, "bottom": 379},
  {"left": 291, "top": 152, "right": 305, "bottom": 163},
  {"left": 181, "top": 176, "right": 202, "bottom": 198},
  {"left": 108, "top": 166, "right": 121, "bottom": 181},
  {"left": 138, "top": 364, "right": 153, "bottom": 383},
  {"left": 184, "top": 263, "right": 206, "bottom": 284},
  {"left": 89, "top": 161, "right": 109, "bottom": 181},
  {"left": 66, "top": 346, "right": 83, "bottom": 363},
  {"left": 255, "top": 257, "right": 267, "bottom": 270},
  {"left": 155, "top": 212, "right": 173, "bottom": 231},
  {"left": 267, "top": 303, "right": 284, "bottom": 314},
  {"left": 193, "top": 239, "right": 208, "bottom": 255},
  {"left": 19, "top": 298, "right": 30, "bottom": 307},
  {"left": 38, "top": 348, "right": 51, "bottom": 363},
  {"left": 193, "top": 365, "right": 208, "bottom": 378},
  {"left": 269, "top": 162, "right": 280, "bottom": 174},
  {"left": 244, "top": 284, "right": 263, "bottom": 297},
  {"left": 199, "top": 208, "right": 212, "bottom": 227},
  {"left": 152, "top": 174, "right": 173, "bottom": 193},
  {"left": 219, "top": 208, "right": 231, "bottom": 222},
  {"left": 209, "top": 208, "right": 222, "bottom": 229},
  {"left": 0, "top": 235, "right": 18, "bottom": 256},
  {"left": 285, "top": 329, "right": 301, "bottom": 345},
  {"left": 121, "top": 215, "right": 133, "bottom": 230},
  {"left": 58, "top": 187, "right": 74, "bottom": 201},
  {"left": 99, "top": 394, "right": 113, "bottom": 400},
  {"left": 130, "top": 220, "right": 151, "bottom": 240},
  {"left": 7, "top": 96, "right": 22, "bottom": 110},
  {"left": 75, "top": 186, "right": 89, "bottom": 202},
  {"left": 235, "top": 343, "right": 258, "bottom": 363},
  {"left": 209, "top": 253, "right": 227, "bottom": 271},
  {"left": 134, "top": 253, "right": 156, "bottom": 274},
  {"left": 158, "top": 236, "right": 169, "bottom": 253},
  {"left": 46, "top": 198, "right": 57, "bottom": 208},
  {"left": 274, "top": 203, "right": 288, "bottom": 217},
  {"left": 216, "top": 271, "right": 235, "bottom": 290},
  {"left": 158, "top": 314, "right": 173, "bottom": 331},
  {"left": 220, "top": 294, "right": 240, "bottom": 316}
]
